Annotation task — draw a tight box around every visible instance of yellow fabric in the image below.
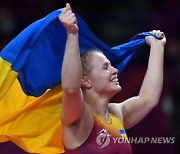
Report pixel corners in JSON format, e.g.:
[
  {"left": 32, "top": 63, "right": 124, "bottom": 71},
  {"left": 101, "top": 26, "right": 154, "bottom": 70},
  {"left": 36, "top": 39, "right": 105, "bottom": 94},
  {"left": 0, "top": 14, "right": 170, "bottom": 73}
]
[
  {"left": 0, "top": 57, "right": 18, "bottom": 100},
  {"left": 94, "top": 113, "right": 128, "bottom": 139},
  {"left": 0, "top": 58, "right": 64, "bottom": 153}
]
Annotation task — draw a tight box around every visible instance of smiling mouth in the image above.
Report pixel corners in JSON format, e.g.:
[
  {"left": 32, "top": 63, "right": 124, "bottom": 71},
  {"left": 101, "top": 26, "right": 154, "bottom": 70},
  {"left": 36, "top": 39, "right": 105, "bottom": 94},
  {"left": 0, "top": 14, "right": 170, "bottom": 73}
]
[{"left": 110, "top": 78, "right": 119, "bottom": 83}]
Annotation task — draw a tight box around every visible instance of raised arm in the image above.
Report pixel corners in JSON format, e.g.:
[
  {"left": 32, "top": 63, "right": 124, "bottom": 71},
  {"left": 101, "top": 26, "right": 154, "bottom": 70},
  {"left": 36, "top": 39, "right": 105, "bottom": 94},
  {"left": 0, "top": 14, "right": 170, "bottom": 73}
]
[
  {"left": 59, "top": 3, "right": 83, "bottom": 125},
  {"left": 109, "top": 30, "right": 166, "bottom": 129}
]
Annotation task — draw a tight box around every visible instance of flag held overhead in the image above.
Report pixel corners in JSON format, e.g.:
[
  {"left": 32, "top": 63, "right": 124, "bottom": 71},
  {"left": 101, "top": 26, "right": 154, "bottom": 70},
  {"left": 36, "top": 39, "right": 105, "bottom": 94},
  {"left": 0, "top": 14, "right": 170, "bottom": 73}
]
[
  {"left": 0, "top": 7, "right": 162, "bottom": 153},
  {"left": 0, "top": 8, "right": 159, "bottom": 97}
]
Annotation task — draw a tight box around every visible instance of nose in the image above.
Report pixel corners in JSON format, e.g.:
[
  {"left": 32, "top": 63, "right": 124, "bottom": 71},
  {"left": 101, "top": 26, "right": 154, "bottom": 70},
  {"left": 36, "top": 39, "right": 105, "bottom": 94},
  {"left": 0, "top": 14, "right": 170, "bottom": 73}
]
[{"left": 111, "top": 66, "right": 118, "bottom": 75}]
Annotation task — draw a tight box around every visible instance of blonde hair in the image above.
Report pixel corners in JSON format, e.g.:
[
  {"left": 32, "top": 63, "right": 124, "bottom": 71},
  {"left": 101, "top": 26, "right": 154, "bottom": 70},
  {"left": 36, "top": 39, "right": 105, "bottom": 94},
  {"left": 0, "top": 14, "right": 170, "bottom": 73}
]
[{"left": 80, "top": 49, "right": 103, "bottom": 76}]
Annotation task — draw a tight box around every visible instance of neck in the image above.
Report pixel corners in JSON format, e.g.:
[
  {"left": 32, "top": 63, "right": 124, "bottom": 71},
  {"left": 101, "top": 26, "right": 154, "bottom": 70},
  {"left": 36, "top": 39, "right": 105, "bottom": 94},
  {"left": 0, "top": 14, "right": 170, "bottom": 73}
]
[{"left": 83, "top": 91, "right": 111, "bottom": 122}]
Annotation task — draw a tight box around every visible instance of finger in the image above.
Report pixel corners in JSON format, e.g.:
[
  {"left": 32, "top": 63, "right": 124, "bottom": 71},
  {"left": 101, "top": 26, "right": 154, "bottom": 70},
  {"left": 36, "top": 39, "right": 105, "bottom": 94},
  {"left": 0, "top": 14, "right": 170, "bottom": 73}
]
[
  {"left": 71, "top": 16, "right": 77, "bottom": 25},
  {"left": 161, "top": 32, "right": 165, "bottom": 37},
  {"left": 159, "top": 32, "right": 164, "bottom": 37},
  {"left": 156, "top": 30, "right": 162, "bottom": 37},
  {"left": 155, "top": 30, "right": 164, "bottom": 38},
  {"left": 61, "top": 5, "right": 70, "bottom": 15},
  {"left": 152, "top": 30, "right": 158, "bottom": 35},
  {"left": 67, "top": 11, "right": 76, "bottom": 24},
  {"left": 161, "top": 32, "right": 166, "bottom": 40},
  {"left": 68, "top": 12, "right": 75, "bottom": 19},
  {"left": 66, "top": 3, "right": 71, "bottom": 10},
  {"left": 60, "top": 7, "right": 67, "bottom": 15},
  {"left": 60, "top": 3, "right": 71, "bottom": 15}
]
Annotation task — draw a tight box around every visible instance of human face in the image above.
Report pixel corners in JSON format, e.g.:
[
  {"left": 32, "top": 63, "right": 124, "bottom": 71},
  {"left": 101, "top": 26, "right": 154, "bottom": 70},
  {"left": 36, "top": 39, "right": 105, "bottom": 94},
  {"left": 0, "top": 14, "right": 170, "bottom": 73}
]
[{"left": 87, "top": 52, "right": 121, "bottom": 96}]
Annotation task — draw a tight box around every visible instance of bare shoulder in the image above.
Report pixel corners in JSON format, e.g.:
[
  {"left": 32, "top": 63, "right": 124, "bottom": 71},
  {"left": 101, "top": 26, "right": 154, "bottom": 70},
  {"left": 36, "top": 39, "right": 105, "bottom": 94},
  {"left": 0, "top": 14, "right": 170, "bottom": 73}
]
[
  {"left": 62, "top": 104, "right": 94, "bottom": 149},
  {"left": 108, "top": 103, "right": 124, "bottom": 124}
]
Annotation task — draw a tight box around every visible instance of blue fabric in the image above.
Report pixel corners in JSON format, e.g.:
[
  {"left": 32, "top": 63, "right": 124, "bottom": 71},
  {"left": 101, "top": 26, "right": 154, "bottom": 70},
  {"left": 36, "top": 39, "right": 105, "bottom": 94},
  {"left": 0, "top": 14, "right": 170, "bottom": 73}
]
[{"left": 0, "top": 9, "right": 162, "bottom": 97}]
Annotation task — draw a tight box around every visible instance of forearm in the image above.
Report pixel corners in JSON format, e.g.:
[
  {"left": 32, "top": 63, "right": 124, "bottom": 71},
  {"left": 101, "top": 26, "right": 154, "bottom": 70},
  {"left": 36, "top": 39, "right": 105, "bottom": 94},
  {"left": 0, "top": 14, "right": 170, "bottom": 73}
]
[
  {"left": 61, "top": 33, "right": 82, "bottom": 92},
  {"left": 117, "top": 32, "right": 166, "bottom": 129},
  {"left": 139, "top": 43, "right": 164, "bottom": 105}
]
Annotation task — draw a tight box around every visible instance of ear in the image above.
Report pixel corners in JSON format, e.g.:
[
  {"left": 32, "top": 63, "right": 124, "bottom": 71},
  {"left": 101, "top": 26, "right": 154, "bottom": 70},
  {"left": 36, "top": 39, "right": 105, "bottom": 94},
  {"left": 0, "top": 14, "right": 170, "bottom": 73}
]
[{"left": 81, "top": 76, "right": 92, "bottom": 89}]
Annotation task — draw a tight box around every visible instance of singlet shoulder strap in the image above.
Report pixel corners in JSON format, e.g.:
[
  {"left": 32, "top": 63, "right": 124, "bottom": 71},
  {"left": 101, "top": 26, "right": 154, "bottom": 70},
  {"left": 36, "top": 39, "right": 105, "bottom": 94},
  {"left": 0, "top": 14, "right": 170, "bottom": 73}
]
[{"left": 93, "top": 112, "right": 128, "bottom": 138}]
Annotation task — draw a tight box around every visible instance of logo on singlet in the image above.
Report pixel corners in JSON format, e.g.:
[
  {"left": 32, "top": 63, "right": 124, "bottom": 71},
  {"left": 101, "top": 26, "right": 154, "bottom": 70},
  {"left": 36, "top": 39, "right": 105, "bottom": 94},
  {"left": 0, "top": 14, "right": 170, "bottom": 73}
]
[{"left": 96, "top": 129, "right": 111, "bottom": 148}]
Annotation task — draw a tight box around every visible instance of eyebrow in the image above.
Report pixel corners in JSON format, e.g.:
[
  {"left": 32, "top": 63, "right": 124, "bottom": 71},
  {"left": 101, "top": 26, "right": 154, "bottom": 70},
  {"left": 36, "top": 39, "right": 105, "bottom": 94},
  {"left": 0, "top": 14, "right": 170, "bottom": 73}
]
[
  {"left": 104, "top": 61, "right": 111, "bottom": 65},
  {"left": 103, "top": 61, "right": 111, "bottom": 67}
]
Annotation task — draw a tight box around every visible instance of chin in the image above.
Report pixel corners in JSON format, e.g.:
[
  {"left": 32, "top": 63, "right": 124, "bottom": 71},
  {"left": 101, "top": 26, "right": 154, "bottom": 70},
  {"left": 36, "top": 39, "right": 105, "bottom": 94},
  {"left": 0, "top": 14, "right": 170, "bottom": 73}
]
[
  {"left": 115, "top": 83, "right": 122, "bottom": 91},
  {"left": 116, "top": 86, "right": 122, "bottom": 92},
  {"left": 111, "top": 86, "right": 122, "bottom": 95}
]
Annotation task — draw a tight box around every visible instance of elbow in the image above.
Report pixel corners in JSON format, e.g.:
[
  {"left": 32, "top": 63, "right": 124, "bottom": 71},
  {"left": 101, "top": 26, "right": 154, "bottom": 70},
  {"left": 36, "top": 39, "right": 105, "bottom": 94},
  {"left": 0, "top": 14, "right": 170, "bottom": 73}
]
[
  {"left": 148, "top": 98, "right": 159, "bottom": 109},
  {"left": 62, "top": 87, "right": 80, "bottom": 95},
  {"left": 62, "top": 77, "right": 82, "bottom": 94},
  {"left": 62, "top": 82, "right": 81, "bottom": 94}
]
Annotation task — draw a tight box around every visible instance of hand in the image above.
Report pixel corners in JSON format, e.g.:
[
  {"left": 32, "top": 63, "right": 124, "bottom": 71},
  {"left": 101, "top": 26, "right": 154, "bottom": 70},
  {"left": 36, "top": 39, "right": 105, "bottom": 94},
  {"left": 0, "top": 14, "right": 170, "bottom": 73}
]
[
  {"left": 145, "top": 30, "right": 166, "bottom": 46},
  {"left": 59, "top": 3, "right": 78, "bottom": 34}
]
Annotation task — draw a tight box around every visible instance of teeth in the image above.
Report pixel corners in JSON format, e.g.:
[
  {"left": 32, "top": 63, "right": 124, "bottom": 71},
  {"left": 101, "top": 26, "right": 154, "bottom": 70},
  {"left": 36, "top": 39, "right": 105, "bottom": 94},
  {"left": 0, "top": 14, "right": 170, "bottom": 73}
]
[{"left": 111, "top": 78, "right": 118, "bottom": 82}]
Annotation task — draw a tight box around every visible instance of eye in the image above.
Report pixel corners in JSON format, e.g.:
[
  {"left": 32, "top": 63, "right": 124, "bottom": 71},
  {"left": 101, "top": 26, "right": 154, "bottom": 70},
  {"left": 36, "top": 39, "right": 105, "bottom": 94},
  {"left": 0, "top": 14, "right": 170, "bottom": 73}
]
[{"left": 103, "top": 63, "right": 109, "bottom": 69}]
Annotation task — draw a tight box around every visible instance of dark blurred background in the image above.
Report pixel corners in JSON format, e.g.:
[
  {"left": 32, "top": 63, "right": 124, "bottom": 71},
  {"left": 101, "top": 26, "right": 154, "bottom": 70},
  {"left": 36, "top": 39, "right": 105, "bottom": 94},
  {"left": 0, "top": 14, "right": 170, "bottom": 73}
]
[{"left": 0, "top": 0, "right": 179, "bottom": 154}]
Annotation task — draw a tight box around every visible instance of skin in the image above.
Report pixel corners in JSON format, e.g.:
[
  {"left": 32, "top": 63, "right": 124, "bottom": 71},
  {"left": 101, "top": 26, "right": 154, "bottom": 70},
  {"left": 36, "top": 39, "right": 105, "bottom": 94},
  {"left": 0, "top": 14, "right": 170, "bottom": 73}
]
[{"left": 59, "top": 3, "right": 166, "bottom": 149}]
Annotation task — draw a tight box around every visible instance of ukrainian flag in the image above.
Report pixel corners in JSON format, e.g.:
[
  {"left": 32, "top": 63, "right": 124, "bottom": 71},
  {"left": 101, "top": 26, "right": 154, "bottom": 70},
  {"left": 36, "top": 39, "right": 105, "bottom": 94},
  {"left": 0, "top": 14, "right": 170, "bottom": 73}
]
[{"left": 0, "top": 8, "right": 157, "bottom": 153}]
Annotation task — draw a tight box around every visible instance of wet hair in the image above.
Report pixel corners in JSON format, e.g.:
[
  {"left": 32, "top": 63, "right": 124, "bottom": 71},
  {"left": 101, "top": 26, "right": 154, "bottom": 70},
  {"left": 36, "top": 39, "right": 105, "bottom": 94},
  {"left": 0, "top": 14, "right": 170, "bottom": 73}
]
[{"left": 80, "top": 49, "right": 103, "bottom": 76}]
